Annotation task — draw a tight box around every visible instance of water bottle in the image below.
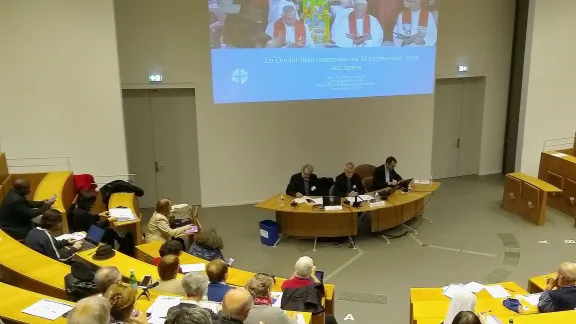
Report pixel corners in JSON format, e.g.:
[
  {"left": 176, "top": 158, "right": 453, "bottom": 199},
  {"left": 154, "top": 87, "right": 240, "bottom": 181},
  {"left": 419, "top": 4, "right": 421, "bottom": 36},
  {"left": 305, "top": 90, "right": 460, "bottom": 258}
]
[
  {"left": 280, "top": 194, "right": 284, "bottom": 206},
  {"left": 429, "top": 173, "right": 434, "bottom": 184},
  {"left": 374, "top": 192, "right": 380, "bottom": 202},
  {"left": 129, "top": 269, "right": 138, "bottom": 289}
]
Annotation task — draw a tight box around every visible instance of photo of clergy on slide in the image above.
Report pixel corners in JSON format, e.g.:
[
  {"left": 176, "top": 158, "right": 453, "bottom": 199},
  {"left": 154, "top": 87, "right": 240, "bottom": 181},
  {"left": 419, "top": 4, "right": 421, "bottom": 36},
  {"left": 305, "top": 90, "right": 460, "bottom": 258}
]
[{"left": 208, "top": 0, "right": 438, "bottom": 49}]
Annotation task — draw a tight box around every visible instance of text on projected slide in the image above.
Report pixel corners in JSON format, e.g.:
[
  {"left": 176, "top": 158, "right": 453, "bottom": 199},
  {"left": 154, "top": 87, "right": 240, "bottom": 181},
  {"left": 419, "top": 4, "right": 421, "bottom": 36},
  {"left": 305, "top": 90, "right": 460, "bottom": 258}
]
[{"left": 208, "top": 0, "right": 439, "bottom": 103}]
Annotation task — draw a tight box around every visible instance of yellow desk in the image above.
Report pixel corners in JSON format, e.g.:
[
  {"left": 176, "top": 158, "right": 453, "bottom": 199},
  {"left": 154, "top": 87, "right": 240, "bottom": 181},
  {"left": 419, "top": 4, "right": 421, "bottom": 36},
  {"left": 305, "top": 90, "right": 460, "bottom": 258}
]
[
  {"left": 0, "top": 152, "right": 7, "bottom": 184},
  {"left": 410, "top": 282, "right": 527, "bottom": 303},
  {"left": 256, "top": 183, "right": 440, "bottom": 238},
  {"left": 34, "top": 171, "right": 75, "bottom": 233},
  {"left": 136, "top": 241, "right": 336, "bottom": 314},
  {"left": 0, "top": 283, "right": 72, "bottom": 324},
  {"left": 527, "top": 273, "right": 551, "bottom": 294},
  {"left": 416, "top": 311, "right": 576, "bottom": 324},
  {"left": 0, "top": 229, "right": 69, "bottom": 299},
  {"left": 108, "top": 192, "right": 143, "bottom": 246},
  {"left": 411, "top": 299, "right": 538, "bottom": 324}
]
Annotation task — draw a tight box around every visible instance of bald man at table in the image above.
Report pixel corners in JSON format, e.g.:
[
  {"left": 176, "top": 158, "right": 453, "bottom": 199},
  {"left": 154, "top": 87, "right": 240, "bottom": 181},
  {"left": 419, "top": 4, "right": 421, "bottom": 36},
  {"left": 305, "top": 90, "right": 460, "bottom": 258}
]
[{"left": 538, "top": 262, "right": 576, "bottom": 313}]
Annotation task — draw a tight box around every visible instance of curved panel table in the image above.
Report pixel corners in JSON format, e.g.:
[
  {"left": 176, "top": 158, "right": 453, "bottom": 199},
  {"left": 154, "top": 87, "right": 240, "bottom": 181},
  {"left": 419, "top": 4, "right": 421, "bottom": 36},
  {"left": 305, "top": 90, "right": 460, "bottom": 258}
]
[{"left": 256, "top": 182, "right": 440, "bottom": 241}]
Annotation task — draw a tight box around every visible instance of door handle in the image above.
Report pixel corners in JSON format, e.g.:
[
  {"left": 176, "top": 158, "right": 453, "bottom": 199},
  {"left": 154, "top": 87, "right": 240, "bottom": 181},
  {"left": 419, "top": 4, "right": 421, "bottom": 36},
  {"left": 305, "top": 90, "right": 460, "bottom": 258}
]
[{"left": 155, "top": 162, "right": 164, "bottom": 173}]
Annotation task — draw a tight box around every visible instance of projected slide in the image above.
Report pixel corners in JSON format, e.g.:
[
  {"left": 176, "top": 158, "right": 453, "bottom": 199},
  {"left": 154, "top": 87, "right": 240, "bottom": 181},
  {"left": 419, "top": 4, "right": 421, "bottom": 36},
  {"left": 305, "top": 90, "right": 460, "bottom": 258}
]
[{"left": 208, "top": 0, "right": 439, "bottom": 104}]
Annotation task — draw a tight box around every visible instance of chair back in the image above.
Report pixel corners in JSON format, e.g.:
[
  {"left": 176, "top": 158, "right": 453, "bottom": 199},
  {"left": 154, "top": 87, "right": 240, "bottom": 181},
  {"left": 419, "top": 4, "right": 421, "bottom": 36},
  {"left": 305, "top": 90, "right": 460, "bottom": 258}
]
[
  {"left": 355, "top": 164, "right": 376, "bottom": 180},
  {"left": 362, "top": 177, "right": 374, "bottom": 192}
]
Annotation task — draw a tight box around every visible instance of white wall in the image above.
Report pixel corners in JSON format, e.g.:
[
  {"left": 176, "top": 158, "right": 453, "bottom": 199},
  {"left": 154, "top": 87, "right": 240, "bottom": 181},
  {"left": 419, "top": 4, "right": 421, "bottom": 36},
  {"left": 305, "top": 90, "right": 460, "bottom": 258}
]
[
  {"left": 517, "top": 0, "right": 576, "bottom": 176},
  {"left": 114, "top": 0, "right": 515, "bottom": 206},
  {"left": 0, "top": 0, "right": 128, "bottom": 176}
]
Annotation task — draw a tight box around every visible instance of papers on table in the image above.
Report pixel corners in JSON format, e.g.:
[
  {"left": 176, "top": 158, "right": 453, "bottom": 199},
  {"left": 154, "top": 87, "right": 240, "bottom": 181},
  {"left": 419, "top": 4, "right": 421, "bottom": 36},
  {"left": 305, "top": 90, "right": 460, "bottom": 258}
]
[
  {"left": 370, "top": 201, "right": 385, "bottom": 208},
  {"left": 324, "top": 205, "right": 343, "bottom": 211},
  {"left": 147, "top": 296, "right": 183, "bottom": 318},
  {"left": 464, "top": 281, "right": 486, "bottom": 293},
  {"left": 484, "top": 285, "right": 510, "bottom": 298},
  {"left": 310, "top": 198, "right": 323, "bottom": 205},
  {"left": 293, "top": 198, "right": 307, "bottom": 204},
  {"left": 552, "top": 152, "right": 569, "bottom": 158},
  {"left": 414, "top": 180, "right": 431, "bottom": 185},
  {"left": 55, "top": 232, "right": 86, "bottom": 241},
  {"left": 485, "top": 315, "right": 504, "bottom": 324},
  {"left": 180, "top": 263, "right": 206, "bottom": 273},
  {"left": 199, "top": 301, "right": 221, "bottom": 313},
  {"left": 296, "top": 313, "right": 306, "bottom": 324},
  {"left": 271, "top": 292, "right": 283, "bottom": 307},
  {"left": 520, "top": 293, "right": 542, "bottom": 306},
  {"left": 22, "top": 299, "right": 74, "bottom": 320},
  {"left": 109, "top": 208, "right": 136, "bottom": 221},
  {"left": 345, "top": 195, "right": 373, "bottom": 203}
]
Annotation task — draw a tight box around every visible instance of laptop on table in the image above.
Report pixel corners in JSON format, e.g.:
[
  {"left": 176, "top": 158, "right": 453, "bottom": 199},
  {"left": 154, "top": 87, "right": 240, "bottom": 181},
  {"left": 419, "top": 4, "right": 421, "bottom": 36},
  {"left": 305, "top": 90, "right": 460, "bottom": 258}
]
[{"left": 78, "top": 225, "right": 106, "bottom": 252}]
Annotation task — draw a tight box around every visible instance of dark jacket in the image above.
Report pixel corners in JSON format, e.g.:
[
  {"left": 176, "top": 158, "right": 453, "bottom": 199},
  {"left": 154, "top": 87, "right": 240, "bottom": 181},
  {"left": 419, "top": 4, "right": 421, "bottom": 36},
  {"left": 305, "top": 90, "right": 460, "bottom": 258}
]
[
  {"left": 333, "top": 173, "right": 366, "bottom": 197},
  {"left": 64, "top": 263, "right": 97, "bottom": 302},
  {"left": 372, "top": 165, "right": 402, "bottom": 191},
  {"left": 281, "top": 283, "right": 325, "bottom": 314},
  {"left": 548, "top": 286, "right": 576, "bottom": 312},
  {"left": 25, "top": 227, "right": 78, "bottom": 263},
  {"left": 0, "top": 189, "right": 50, "bottom": 240},
  {"left": 286, "top": 173, "right": 319, "bottom": 197},
  {"left": 69, "top": 205, "right": 109, "bottom": 233},
  {"left": 99, "top": 180, "right": 144, "bottom": 204},
  {"left": 189, "top": 243, "right": 224, "bottom": 261},
  {"left": 216, "top": 317, "right": 244, "bottom": 324}
]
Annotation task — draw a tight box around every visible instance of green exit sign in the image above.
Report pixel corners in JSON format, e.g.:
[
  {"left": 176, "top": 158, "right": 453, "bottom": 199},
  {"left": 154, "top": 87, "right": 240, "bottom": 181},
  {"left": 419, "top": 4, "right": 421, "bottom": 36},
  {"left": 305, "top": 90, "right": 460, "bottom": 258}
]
[{"left": 148, "top": 74, "right": 163, "bottom": 82}]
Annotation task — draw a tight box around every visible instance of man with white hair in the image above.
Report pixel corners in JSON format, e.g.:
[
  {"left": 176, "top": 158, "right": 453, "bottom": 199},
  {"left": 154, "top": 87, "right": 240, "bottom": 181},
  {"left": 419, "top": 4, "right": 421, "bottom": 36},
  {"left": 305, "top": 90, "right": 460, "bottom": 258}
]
[
  {"left": 268, "top": 0, "right": 300, "bottom": 24},
  {"left": 94, "top": 266, "right": 122, "bottom": 295},
  {"left": 331, "top": 0, "right": 383, "bottom": 47},
  {"left": 286, "top": 164, "right": 319, "bottom": 198},
  {"left": 67, "top": 296, "right": 111, "bottom": 324},
  {"left": 538, "top": 262, "right": 576, "bottom": 312},
  {"left": 266, "top": 5, "right": 314, "bottom": 47},
  {"left": 165, "top": 305, "right": 212, "bottom": 324},
  {"left": 281, "top": 256, "right": 320, "bottom": 290},
  {"left": 393, "top": 0, "right": 437, "bottom": 46},
  {"left": 334, "top": 162, "right": 366, "bottom": 197},
  {"left": 182, "top": 272, "right": 220, "bottom": 320}
]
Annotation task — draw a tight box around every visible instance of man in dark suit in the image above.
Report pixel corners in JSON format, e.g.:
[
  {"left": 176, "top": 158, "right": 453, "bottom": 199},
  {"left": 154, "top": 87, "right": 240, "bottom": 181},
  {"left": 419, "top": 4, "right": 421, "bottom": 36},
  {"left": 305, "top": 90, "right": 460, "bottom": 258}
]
[
  {"left": 0, "top": 178, "right": 53, "bottom": 240},
  {"left": 286, "top": 164, "right": 318, "bottom": 197},
  {"left": 334, "top": 162, "right": 366, "bottom": 197},
  {"left": 372, "top": 156, "right": 402, "bottom": 191}
]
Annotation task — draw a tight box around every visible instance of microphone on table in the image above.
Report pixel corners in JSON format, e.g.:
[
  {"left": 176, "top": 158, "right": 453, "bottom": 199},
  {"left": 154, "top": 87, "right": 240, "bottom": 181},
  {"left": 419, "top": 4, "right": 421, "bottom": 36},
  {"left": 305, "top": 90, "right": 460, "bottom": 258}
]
[
  {"left": 352, "top": 185, "right": 361, "bottom": 208},
  {"left": 137, "top": 281, "right": 159, "bottom": 301}
]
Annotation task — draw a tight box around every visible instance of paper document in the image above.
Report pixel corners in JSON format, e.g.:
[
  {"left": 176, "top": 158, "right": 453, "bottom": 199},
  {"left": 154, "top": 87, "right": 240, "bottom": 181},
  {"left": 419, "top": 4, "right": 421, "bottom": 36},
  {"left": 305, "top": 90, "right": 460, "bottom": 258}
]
[
  {"left": 109, "top": 208, "right": 136, "bottom": 221},
  {"left": 311, "top": 198, "right": 323, "bottom": 205},
  {"left": 180, "top": 263, "right": 206, "bottom": 273},
  {"left": 296, "top": 313, "right": 306, "bottom": 324},
  {"left": 485, "top": 315, "right": 503, "bottom": 324},
  {"left": 147, "top": 296, "right": 183, "bottom": 318},
  {"left": 370, "top": 201, "right": 385, "bottom": 208},
  {"left": 324, "top": 206, "right": 343, "bottom": 211},
  {"left": 345, "top": 195, "right": 372, "bottom": 203},
  {"left": 464, "top": 281, "right": 486, "bottom": 293},
  {"left": 484, "top": 285, "right": 510, "bottom": 298},
  {"left": 22, "top": 299, "right": 74, "bottom": 320},
  {"left": 552, "top": 153, "right": 569, "bottom": 158},
  {"left": 520, "top": 293, "right": 541, "bottom": 306},
  {"left": 414, "top": 180, "right": 431, "bottom": 185},
  {"left": 148, "top": 318, "right": 166, "bottom": 324},
  {"left": 271, "top": 292, "right": 283, "bottom": 307},
  {"left": 443, "top": 284, "right": 466, "bottom": 299},
  {"left": 199, "top": 301, "right": 221, "bottom": 313},
  {"left": 55, "top": 232, "right": 86, "bottom": 241}
]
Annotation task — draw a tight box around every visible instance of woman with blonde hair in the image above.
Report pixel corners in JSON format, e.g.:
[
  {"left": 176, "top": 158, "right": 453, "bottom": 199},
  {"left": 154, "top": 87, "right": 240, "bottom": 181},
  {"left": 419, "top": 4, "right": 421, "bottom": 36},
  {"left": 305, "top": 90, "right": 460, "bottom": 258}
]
[
  {"left": 244, "top": 274, "right": 297, "bottom": 324},
  {"left": 146, "top": 199, "right": 192, "bottom": 244},
  {"left": 188, "top": 227, "right": 224, "bottom": 261},
  {"left": 103, "top": 282, "right": 147, "bottom": 323}
]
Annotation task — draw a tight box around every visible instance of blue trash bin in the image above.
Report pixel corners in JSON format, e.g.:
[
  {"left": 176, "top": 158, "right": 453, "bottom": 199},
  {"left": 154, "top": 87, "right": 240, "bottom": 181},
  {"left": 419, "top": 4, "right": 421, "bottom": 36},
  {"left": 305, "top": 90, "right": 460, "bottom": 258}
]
[{"left": 259, "top": 220, "right": 278, "bottom": 246}]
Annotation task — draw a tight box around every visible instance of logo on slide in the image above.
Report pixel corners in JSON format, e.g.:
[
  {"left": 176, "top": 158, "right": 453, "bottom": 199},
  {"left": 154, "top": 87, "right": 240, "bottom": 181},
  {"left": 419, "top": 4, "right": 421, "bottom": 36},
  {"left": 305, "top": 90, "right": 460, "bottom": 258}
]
[{"left": 231, "top": 69, "right": 249, "bottom": 85}]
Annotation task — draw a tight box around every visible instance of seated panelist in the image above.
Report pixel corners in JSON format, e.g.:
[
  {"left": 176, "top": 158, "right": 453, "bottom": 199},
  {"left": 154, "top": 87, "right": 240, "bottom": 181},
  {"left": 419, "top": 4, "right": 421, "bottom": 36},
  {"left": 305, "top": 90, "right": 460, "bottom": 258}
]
[
  {"left": 334, "top": 162, "right": 365, "bottom": 197},
  {"left": 372, "top": 156, "right": 402, "bottom": 191},
  {"left": 0, "top": 178, "right": 53, "bottom": 240},
  {"left": 286, "top": 164, "right": 319, "bottom": 198}
]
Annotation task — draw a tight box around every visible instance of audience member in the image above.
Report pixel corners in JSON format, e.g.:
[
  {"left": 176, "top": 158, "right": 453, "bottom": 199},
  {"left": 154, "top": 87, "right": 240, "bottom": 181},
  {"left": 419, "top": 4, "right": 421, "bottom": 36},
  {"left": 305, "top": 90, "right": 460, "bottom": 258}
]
[
  {"left": 155, "top": 239, "right": 184, "bottom": 266},
  {"left": 181, "top": 271, "right": 220, "bottom": 320},
  {"left": 67, "top": 296, "right": 111, "bottom": 324},
  {"left": 281, "top": 256, "right": 320, "bottom": 290},
  {"left": 451, "top": 311, "right": 486, "bottom": 324},
  {"left": 65, "top": 262, "right": 97, "bottom": 302},
  {"left": 538, "top": 262, "right": 576, "bottom": 312},
  {"left": 189, "top": 228, "right": 225, "bottom": 261},
  {"left": 69, "top": 190, "right": 119, "bottom": 245},
  {"left": 0, "top": 178, "right": 52, "bottom": 240},
  {"left": 443, "top": 289, "right": 477, "bottom": 324},
  {"left": 25, "top": 209, "right": 82, "bottom": 263},
  {"left": 146, "top": 199, "right": 193, "bottom": 243},
  {"left": 154, "top": 255, "right": 186, "bottom": 296},
  {"left": 165, "top": 305, "right": 212, "bottom": 324},
  {"left": 104, "top": 282, "right": 148, "bottom": 324},
  {"left": 95, "top": 266, "right": 122, "bottom": 295},
  {"left": 219, "top": 288, "right": 253, "bottom": 324},
  {"left": 206, "top": 259, "right": 233, "bottom": 302},
  {"left": 245, "top": 274, "right": 297, "bottom": 324}
]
